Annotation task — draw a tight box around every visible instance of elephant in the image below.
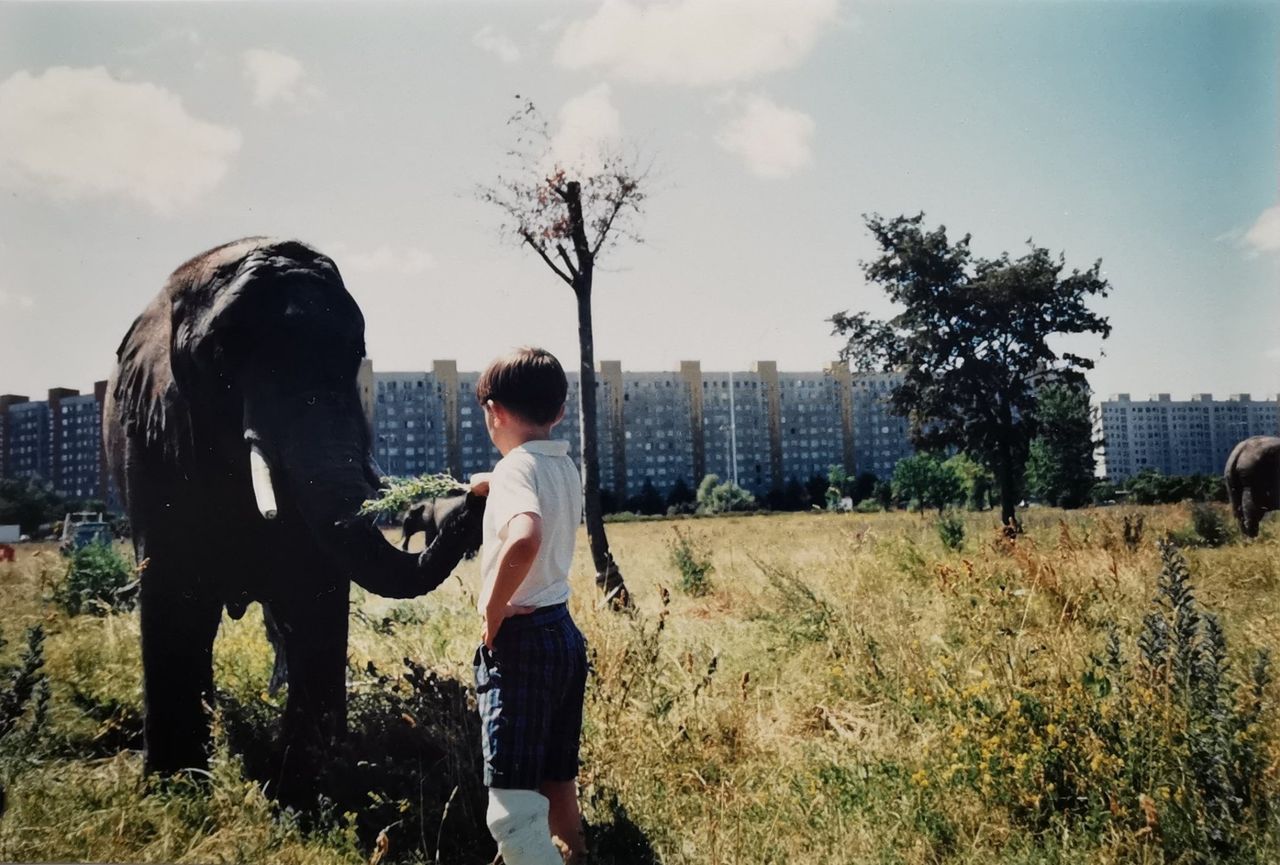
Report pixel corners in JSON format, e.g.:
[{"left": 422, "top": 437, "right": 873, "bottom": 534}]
[
  {"left": 104, "top": 237, "right": 484, "bottom": 794},
  {"left": 1224, "top": 435, "right": 1280, "bottom": 537},
  {"left": 399, "top": 493, "right": 478, "bottom": 553}
]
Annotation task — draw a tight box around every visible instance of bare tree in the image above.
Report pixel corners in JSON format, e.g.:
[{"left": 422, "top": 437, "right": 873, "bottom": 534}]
[{"left": 479, "top": 98, "right": 649, "bottom": 609}]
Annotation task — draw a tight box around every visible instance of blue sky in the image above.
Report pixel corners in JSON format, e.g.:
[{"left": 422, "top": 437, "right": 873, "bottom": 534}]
[{"left": 0, "top": 0, "right": 1276, "bottom": 403}]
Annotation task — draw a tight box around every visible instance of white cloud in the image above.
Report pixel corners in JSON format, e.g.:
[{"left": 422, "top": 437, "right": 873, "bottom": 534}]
[
  {"left": 242, "top": 48, "right": 314, "bottom": 108},
  {"left": 0, "top": 66, "right": 241, "bottom": 214},
  {"left": 331, "top": 244, "right": 437, "bottom": 277},
  {"left": 549, "top": 84, "right": 622, "bottom": 174},
  {"left": 472, "top": 26, "right": 521, "bottom": 64},
  {"left": 1243, "top": 206, "right": 1280, "bottom": 256},
  {"left": 715, "top": 94, "right": 814, "bottom": 178},
  {"left": 555, "top": 0, "right": 839, "bottom": 87},
  {"left": 1264, "top": 347, "right": 1280, "bottom": 362}
]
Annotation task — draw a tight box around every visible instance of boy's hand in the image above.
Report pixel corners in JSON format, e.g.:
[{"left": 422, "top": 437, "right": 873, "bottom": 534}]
[
  {"left": 469, "top": 472, "right": 493, "bottom": 497},
  {"left": 483, "top": 602, "right": 535, "bottom": 649}
]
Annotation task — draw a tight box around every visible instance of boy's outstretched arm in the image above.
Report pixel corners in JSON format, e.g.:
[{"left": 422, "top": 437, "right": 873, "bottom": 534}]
[{"left": 483, "top": 512, "right": 541, "bottom": 649}]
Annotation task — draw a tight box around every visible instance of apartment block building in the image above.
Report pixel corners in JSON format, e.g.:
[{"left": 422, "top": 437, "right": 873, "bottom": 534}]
[
  {"left": 2, "top": 361, "right": 920, "bottom": 510},
  {"left": 1100, "top": 393, "right": 1280, "bottom": 481},
  {"left": 369, "top": 360, "right": 916, "bottom": 500},
  {"left": 0, "top": 383, "right": 111, "bottom": 501}
]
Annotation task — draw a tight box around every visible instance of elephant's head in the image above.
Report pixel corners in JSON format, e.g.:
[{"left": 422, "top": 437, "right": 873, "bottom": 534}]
[{"left": 119, "top": 237, "right": 476, "bottom": 598}]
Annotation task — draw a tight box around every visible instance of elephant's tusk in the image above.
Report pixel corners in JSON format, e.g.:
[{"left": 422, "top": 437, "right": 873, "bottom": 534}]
[{"left": 249, "top": 444, "right": 278, "bottom": 520}]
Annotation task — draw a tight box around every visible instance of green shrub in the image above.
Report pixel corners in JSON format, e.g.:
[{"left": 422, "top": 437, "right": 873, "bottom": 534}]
[
  {"left": 936, "top": 512, "right": 966, "bottom": 551},
  {"left": 1190, "top": 502, "right": 1232, "bottom": 548},
  {"left": 695, "top": 474, "right": 756, "bottom": 515},
  {"left": 55, "top": 542, "right": 137, "bottom": 616},
  {"left": 920, "top": 543, "right": 1277, "bottom": 860},
  {"left": 668, "top": 528, "right": 714, "bottom": 597}
]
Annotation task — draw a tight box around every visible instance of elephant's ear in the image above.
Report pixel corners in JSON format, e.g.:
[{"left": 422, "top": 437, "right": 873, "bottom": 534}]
[
  {"left": 113, "top": 301, "right": 193, "bottom": 463},
  {"left": 169, "top": 239, "right": 346, "bottom": 370}
]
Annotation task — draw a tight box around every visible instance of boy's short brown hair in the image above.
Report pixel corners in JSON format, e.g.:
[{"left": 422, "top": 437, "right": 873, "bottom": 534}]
[{"left": 476, "top": 346, "right": 568, "bottom": 425}]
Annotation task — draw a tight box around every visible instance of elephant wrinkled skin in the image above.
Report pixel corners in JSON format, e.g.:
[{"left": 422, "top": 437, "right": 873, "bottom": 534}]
[
  {"left": 1225, "top": 435, "right": 1280, "bottom": 537},
  {"left": 104, "top": 237, "right": 483, "bottom": 796}
]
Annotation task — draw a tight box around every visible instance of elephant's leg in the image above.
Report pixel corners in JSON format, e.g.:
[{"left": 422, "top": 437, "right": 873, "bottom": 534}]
[
  {"left": 1241, "top": 488, "right": 1261, "bottom": 538},
  {"left": 274, "top": 580, "right": 350, "bottom": 802},
  {"left": 263, "top": 603, "right": 289, "bottom": 696},
  {"left": 139, "top": 560, "right": 223, "bottom": 775}
]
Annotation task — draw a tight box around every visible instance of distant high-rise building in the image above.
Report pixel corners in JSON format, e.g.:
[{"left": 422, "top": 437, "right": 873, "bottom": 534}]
[
  {"left": 3, "top": 363, "right": 924, "bottom": 511},
  {"left": 368, "top": 360, "right": 914, "bottom": 501},
  {"left": 0, "top": 383, "right": 112, "bottom": 503},
  {"left": 1100, "top": 393, "right": 1280, "bottom": 480}
]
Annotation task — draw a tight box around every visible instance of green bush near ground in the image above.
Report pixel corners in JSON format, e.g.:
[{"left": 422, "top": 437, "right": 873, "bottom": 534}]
[{"left": 54, "top": 543, "right": 137, "bottom": 617}]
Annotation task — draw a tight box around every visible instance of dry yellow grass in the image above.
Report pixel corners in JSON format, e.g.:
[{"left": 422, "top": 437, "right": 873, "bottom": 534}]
[{"left": 0, "top": 504, "right": 1277, "bottom": 864}]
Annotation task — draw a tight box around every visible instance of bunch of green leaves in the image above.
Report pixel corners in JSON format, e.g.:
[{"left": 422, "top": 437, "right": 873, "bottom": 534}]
[
  {"left": 668, "top": 527, "right": 714, "bottom": 597},
  {"left": 358, "top": 473, "right": 468, "bottom": 517},
  {"left": 936, "top": 511, "right": 966, "bottom": 551},
  {"left": 55, "top": 542, "right": 137, "bottom": 616}
]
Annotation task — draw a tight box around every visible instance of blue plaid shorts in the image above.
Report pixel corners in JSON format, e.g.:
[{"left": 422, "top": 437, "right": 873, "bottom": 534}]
[{"left": 474, "top": 604, "right": 588, "bottom": 789}]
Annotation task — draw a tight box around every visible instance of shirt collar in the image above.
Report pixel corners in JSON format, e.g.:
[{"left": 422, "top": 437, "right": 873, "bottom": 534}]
[{"left": 514, "top": 439, "right": 570, "bottom": 456}]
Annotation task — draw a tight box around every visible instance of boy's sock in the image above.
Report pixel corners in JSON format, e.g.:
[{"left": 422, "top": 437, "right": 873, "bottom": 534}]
[{"left": 486, "top": 788, "right": 562, "bottom": 865}]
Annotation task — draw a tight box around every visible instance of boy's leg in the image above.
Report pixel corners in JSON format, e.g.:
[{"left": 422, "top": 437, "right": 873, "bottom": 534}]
[
  {"left": 542, "top": 616, "right": 589, "bottom": 861},
  {"left": 487, "top": 788, "right": 562, "bottom": 865},
  {"left": 475, "top": 626, "right": 561, "bottom": 864},
  {"left": 540, "top": 779, "right": 585, "bottom": 861}
]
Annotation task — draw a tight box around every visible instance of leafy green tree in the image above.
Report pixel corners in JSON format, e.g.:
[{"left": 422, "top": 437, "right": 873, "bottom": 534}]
[
  {"left": 1124, "top": 470, "right": 1226, "bottom": 505},
  {"left": 1025, "top": 383, "right": 1097, "bottom": 508},
  {"left": 0, "top": 478, "right": 65, "bottom": 535},
  {"left": 944, "top": 453, "right": 995, "bottom": 511},
  {"left": 826, "top": 464, "right": 853, "bottom": 510},
  {"left": 892, "top": 453, "right": 965, "bottom": 515},
  {"left": 831, "top": 213, "right": 1111, "bottom": 529},
  {"left": 1090, "top": 480, "right": 1119, "bottom": 505},
  {"left": 696, "top": 474, "right": 756, "bottom": 515}
]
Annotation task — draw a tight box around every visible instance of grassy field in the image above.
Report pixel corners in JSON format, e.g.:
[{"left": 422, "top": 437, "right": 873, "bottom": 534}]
[{"left": 0, "top": 504, "right": 1278, "bottom": 864}]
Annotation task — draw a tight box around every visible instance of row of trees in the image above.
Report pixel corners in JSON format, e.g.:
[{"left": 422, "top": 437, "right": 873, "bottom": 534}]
[{"left": 0, "top": 478, "right": 110, "bottom": 536}]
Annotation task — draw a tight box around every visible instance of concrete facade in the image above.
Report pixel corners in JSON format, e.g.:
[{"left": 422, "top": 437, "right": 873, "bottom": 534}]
[
  {"left": 368, "top": 360, "right": 915, "bottom": 499},
  {"left": 0, "top": 384, "right": 111, "bottom": 502},
  {"left": 2, "top": 362, "right": 921, "bottom": 510},
  {"left": 1100, "top": 393, "right": 1280, "bottom": 480}
]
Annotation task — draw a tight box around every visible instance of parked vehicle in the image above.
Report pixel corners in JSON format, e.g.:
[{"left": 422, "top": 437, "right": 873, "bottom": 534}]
[
  {"left": 60, "top": 512, "right": 113, "bottom": 555},
  {"left": 0, "top": 525, "right": 19, "bottom": 544}
]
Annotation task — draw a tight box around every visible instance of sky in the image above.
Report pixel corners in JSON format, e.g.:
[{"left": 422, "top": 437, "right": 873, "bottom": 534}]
[{"left": 0, "top": 0, "right": 1276, "bottom": 404}]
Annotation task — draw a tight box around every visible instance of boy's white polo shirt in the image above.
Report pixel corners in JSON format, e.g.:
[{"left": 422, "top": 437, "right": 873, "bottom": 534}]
[{"left": 478, "top": 439, "right": 583, "bottom": 613}]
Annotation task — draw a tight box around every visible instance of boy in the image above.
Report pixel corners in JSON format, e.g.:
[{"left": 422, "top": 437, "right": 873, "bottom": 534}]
[{"left": 471, "top": 347, "right": 587, "bottom": 865}]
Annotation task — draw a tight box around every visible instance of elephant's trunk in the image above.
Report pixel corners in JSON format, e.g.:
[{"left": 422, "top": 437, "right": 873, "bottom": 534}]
[{"left": 256, "top": 395, "right": 481, "bottom": 599}]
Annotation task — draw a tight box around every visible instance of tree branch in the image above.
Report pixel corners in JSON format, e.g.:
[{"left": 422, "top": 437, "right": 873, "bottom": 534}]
[
  {"left": 591, "top": 192, "right": 630, "bottom": 257},
  {"left": 519, "top": 230, "right": 574, "bottom": 287},
  {"left": 555, "top": 243, "right": 579, "bottom": 280}
]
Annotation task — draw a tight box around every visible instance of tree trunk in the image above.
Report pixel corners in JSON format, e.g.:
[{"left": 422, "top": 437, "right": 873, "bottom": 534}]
[
  {"left": 566, "top": 181, "right": 630, "bottom": 609},
  {"left": 574, "top": 286, "right": 630, "bottom": 608},
  {"left": 997, "top": 462, "right": 1020, "bottom": 534}
]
